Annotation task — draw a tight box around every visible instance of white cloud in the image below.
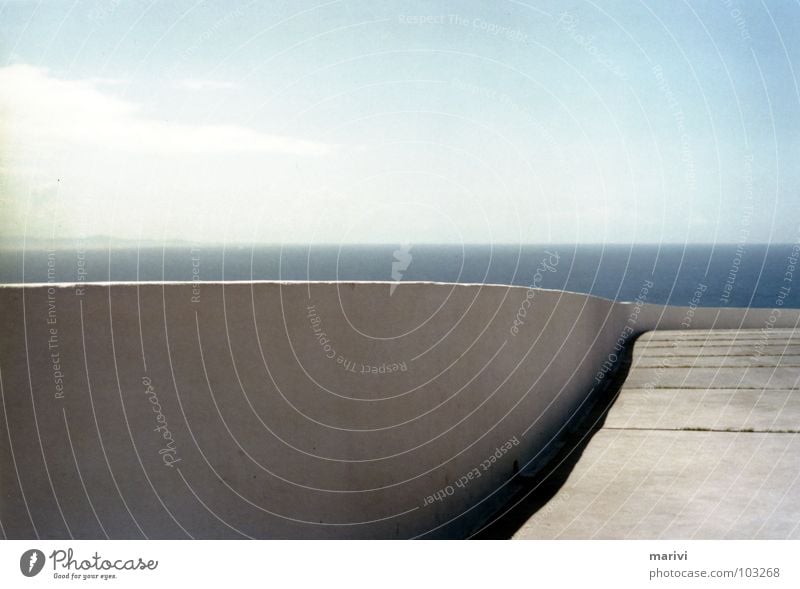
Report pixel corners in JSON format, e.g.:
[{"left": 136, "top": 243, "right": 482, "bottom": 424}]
[
  {"left": 0, "top": 64, "right": 331, "bottom": 157},
  {"left": 84, "top": 76, "right": 132, "bottom": 88},
  {"left": 175, "top": 78, "right": 238, "bottom": 91}
]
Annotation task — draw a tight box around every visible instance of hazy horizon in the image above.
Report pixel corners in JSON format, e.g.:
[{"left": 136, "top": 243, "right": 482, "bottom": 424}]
[
  {"left": 2, "top": 238, "right": 799, "bottom": 249},
  {"left": 3, "top": 242, "right": 798, "bottom": 308}
]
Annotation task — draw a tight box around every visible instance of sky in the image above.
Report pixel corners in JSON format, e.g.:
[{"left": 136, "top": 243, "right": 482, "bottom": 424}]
[{"left": 1, "top": 0, "right": 798, "bottom": 246}]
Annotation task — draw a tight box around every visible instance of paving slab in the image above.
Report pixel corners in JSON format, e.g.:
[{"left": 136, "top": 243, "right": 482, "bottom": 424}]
[
  {"left": 634, "top": 345, "right": 800, "bottom": 358},
  {"left": 637, "top": 329, "right": 800, "bottom": 341},
  {"left": 513, "top": 430, "right": 800, "bottom": 539},
  {"left": 605, "top": 389, "right": 800, "bottom": 432},
  {"left": 622, "top": 367, "right": 800, "bottom": 389},
  {"left": 632, "top": 355, "right": 800, "bottom": 368}
]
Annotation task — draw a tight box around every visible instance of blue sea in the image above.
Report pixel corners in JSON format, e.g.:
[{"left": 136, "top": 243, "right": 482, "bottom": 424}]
[{"left": 1, "top": 243, "right": 798, "bottom": 308}]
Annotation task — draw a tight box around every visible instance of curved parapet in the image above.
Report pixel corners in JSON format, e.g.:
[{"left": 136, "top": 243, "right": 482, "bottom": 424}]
[{"left": 0, "top": 282, "right": 797, "bottom": 538}]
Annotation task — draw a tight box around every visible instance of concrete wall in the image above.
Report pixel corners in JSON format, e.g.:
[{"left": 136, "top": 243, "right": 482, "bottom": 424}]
[{"left": 1, "top": 282, "right": 797, "bottom": 539}]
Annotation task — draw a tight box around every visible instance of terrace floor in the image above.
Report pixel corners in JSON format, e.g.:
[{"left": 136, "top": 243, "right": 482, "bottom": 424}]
[{"left": 480, "top": 328, "right": 800, "bottom": 539}]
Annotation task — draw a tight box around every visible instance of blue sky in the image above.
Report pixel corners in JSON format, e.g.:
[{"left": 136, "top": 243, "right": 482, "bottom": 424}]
[{"left": 1, "top": 0, "right": 798, "bottom": 245}]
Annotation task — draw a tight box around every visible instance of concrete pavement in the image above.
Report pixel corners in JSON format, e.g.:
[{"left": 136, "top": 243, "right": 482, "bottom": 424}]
[{"left": 508, "top": 328, "right": 800, "bottom": 539}]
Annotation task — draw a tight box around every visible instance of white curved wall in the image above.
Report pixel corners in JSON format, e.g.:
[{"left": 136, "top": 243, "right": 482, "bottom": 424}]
[{"left": 1, "top": 282, "right": 797, "bottom": 538}]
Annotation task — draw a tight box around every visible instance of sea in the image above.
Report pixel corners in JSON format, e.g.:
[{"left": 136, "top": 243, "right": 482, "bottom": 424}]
[{"left": 1, "top": 243, "right": 798, "bottom": 308}]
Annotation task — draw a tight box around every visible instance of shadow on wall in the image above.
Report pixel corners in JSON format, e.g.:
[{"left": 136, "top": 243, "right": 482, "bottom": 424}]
[{"left": 473, "top": 338, "right": 637, "bottom": 539}]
